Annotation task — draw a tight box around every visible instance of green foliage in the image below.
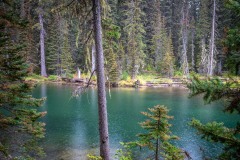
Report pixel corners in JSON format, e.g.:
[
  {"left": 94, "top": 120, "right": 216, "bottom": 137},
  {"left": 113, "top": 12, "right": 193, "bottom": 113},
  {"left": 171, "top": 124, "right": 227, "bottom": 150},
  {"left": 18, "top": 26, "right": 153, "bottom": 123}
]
[
  {"left": 188, "top": 76, "right": 240, "bottom": 159},
  {"left": 25, "top": 74, "right": 47, "bottom": 82},
  {"left": 190, "top": 119, "right": 240, "bottom": 159},
  {"left": 188, "top": 76, "right": 240, "bottom": 113},
  {"left": 134, "top": 105, "right": 184, "bottom": 160},
  {"left": 157, "top": 35, "right": 175, "bottom": 77},
  {"left": 151, "top": 8, "right": 174, "bottom": 77},
  {"left": 46, "top": 11, "right": 75, "bottom": 77},
  {"left": 0, "top": 2, "right": 46, "bottom": 159},
  {"left": 121, "top": 71, "right": 130, "bottom": 81},
  {"left": 102, "top": 13, "right": 121, "bottom": 83},
  {"left": 48, "top": 75, "right": 58, "bottom": 81},
  {"left": 195, "top": 0, "right": 211, "bottom": 74},
  {"left": 224, "top": 0, "right": 240, "bottom": 75},
  {"left": 123, "top": 0, "right": 146, "bottom": 79},
  {"left": 161, "top": 142, "right": 185, "bottom": 160},
  {"left": 87, "top": 154, "right": 103, "bottom": 160},
  {"left": 61, "top": 32, "right": 75, "bottom": 77},
  {"left": 115, "top": 142, "right": 133, "bottom": 160},
  {"left": 46, "top": 14, "right": 61, "bottom": 75},
  {"left": 174, "top": 70, "right": 184, "bottom": 77}
]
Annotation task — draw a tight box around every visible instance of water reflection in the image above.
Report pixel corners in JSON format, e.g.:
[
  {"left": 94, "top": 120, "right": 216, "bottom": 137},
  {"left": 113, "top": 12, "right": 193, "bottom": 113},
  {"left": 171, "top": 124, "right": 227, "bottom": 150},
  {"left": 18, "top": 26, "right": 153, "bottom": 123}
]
[
  {"left": 32, "top": 85, "right": 239, "bottom": 160},
  {"left": 40, "top": 83, "right": 47, "bottom": 98}
]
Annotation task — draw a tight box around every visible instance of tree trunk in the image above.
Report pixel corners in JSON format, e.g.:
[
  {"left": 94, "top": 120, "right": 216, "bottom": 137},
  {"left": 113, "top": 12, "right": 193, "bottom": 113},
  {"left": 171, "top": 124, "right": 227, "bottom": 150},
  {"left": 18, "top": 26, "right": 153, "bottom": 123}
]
[
  {"left": 181, "top": 1, "right": 189, "bottom": 77},
  {"left": 208, "top": 0, "right": 216, "bottom": 76},
  {"left": 39, "top": 0, "right": 47, "bottom": 77},
  {"left": 191, "top": 30, "right": 195, "bottom": 72},
  {"left": 92, "top": 0, "right": 110, "bottom": 159},
  {"left": 155, "top": 118, "right": 160, "bottom": 160},
  {"left": 155, "top": 138, "right": 159, "bottom": 160},
  {"left": 77, "top": 67, "right": 81, "bottom": 79},
  {"left": 199, "top": 38, "right": 208, "bottom": 74}
]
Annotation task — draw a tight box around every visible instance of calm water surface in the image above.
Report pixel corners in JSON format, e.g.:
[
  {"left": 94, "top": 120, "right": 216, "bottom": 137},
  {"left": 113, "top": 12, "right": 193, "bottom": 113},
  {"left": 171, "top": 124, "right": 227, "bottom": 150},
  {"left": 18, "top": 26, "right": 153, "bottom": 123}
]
[{"left": 33, "top": 84, "right": 239, "bottom": 160}]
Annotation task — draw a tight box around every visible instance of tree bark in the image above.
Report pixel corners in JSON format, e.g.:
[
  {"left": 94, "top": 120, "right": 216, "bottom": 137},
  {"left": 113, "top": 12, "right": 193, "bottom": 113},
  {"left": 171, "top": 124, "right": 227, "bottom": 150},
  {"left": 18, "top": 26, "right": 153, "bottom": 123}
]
[
  {"left": 200, "top": 38, "right": 208, "bottom": 74},
  {"left": 181, "top": 1, "right": 189, "bottom": 77},
  {"left": 191, "top": 30, "right": 195, "bottom": 71},
  {"left": 39, "top": 0, "right": 47, "bottom": 77},
  {"left": 92, "top": 0, "right": 110, "bottom": 159},
  {"left": 155, "top": 117, "right": 160, "bottom": 160}
]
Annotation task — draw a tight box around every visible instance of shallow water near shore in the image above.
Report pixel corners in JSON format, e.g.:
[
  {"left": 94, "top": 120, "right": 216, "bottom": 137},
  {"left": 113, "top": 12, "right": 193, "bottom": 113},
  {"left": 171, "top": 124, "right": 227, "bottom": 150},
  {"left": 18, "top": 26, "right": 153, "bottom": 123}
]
[{"left": 33, "top": 84, "right": 239, "bottom": 160}]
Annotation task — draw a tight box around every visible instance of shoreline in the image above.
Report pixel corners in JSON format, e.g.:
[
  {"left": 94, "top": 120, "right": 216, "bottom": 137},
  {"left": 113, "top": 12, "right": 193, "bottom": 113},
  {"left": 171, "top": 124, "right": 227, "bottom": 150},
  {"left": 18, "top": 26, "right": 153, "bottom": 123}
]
[{"left": 27, "top": 79, "right": 188, "bottom": 89}]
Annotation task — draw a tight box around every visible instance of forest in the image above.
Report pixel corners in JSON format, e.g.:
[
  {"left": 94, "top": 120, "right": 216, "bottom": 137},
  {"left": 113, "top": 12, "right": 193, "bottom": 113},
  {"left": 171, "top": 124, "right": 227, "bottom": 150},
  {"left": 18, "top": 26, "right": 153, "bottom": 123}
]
[
  {"left": 1, "top": 0, "right": 240, "bottom": 80},
  {"left": 0, "top": 0, "right": 240, "bottom": 160}
]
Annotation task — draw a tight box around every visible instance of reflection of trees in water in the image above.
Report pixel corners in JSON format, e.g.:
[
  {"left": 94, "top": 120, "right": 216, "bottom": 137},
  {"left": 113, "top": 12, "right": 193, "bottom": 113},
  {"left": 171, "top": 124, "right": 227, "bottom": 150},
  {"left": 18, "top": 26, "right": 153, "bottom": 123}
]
[
  {"left": 35, "top": 85, "right": 238, "bottom": 159},
  {"left": 41, "top": 84, "right": 47, "bottom": 98}
]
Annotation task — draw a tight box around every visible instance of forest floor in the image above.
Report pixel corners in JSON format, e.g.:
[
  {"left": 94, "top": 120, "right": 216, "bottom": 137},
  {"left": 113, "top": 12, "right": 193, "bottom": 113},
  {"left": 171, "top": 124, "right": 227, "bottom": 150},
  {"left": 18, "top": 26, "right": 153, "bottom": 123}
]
[{"left": 25, "top": 73, "right": 238, "bottom": 88}]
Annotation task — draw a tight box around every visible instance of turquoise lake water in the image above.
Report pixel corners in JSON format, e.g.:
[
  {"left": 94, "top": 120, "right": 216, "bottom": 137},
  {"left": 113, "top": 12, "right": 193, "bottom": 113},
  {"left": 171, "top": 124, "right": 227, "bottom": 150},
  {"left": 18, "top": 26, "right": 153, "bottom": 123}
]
[{"left": 33, "top": 84, "right": 239, "bottom": 160}]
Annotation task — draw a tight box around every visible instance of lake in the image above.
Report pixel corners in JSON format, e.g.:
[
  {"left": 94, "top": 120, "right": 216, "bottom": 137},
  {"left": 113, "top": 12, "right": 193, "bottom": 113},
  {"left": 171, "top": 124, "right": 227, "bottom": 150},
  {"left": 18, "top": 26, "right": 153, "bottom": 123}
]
[{"left": 33, "top": 84, "right": 239, "bottom": 160}]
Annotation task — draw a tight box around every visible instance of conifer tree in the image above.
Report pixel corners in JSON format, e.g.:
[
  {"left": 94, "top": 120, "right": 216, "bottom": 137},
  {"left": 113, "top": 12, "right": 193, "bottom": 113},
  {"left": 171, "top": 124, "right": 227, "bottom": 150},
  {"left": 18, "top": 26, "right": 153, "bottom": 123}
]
[
  {"left": 188, "top": 76, "right": 240, "bottom": 159},
  {"left": 123, "top": 0, "right": 146, "bottom": 79},
  {"left": 46, "top": 13, "right": 75, "bottom": 77},
  {"left": 196, "top": 0, "right": 211, "bottom": 74},
  {"left": 102, "top": 12, "right": 121, "bottom": 84},
  {"left": 135, "top": 105, "right": 184, "bottom": 160},
  {"left": 151, "top": 1, "right": 167, "bottom": 71},
  {"left": 142, "top": 0, "right": 159, "bottom": 68},
  {"left": 151, "top": 3, "right": 174, "bottom": 77},
  {"left": 46, "top": 14, "right": 61, "bottom": 75},
  {"left": 60, "top": 21, "right": 75, "bottom": 77},
  {"left": 224, "top": 0, "right": 240, "bottom": 75},
  {"left": 0, "top": 2, "right": 46, "bottom": 159},
  {"left": 159, "top": 35, "right": 175, "bottom": 77}
]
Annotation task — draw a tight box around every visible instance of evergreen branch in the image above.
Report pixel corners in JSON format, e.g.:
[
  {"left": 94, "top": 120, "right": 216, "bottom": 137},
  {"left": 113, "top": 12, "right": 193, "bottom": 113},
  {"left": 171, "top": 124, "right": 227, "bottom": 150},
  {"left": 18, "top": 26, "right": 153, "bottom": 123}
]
[
  {"left": 190, "top": 119, "right": 240, "bottom": 159},
  {"left": 188, "top": 75, "right": 240, "bottom": 113}
]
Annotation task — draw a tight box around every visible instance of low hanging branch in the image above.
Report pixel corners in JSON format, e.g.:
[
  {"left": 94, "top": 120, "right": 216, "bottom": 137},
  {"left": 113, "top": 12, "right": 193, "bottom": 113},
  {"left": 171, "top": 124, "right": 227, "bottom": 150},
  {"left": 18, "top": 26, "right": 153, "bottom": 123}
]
[
  {"left": 72, "top": 70, "right": 96, "bottom": 97},
  {"left": 86, "top": 69, "right": 96, "bottom": 88}
]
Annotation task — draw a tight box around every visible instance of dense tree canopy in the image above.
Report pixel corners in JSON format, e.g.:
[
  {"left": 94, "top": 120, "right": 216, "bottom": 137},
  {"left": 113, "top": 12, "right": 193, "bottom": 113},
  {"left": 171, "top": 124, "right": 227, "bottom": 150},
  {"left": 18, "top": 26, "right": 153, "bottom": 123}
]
[
  {"left": 1, "top": 0, "right": 240, "bottom": 159},
  {"left": 0, "top": 1, "right": 46, "bottom": 159},
  {"left": 0, "top": 0, "right": 237, "bottom": 82}
]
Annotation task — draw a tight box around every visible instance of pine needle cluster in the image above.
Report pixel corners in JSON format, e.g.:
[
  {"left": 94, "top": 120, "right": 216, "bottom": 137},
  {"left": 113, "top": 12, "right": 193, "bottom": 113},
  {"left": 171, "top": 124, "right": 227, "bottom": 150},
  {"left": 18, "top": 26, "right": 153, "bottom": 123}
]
[
  {"left": 0, "top": 3, "right": 46, "bottom": 159},
  {"left": 188, "top": 76, "right": 240, "bottom": 159},
  {"left": 134, "top": 105, "right": 184, "bottom": 160}
]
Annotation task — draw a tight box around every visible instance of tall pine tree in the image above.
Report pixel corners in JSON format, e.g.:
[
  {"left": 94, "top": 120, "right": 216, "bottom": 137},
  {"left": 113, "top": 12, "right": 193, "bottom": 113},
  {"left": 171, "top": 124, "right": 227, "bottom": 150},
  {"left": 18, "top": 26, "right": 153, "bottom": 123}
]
[
  {"left": 123, "top": 0, "right": 146, "bottom": 79},
  {"left": 0, "top": 1, "right": 46, "bottom": 159}
]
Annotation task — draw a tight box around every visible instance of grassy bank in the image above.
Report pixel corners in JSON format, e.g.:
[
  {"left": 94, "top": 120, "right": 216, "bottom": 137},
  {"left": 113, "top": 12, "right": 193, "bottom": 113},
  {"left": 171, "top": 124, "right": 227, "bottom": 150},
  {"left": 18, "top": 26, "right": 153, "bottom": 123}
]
[
  {"left": 25, "top": 73, "right": 239, "bottom": 87},
  {"left": 25, "top": 74, "right": 61, "bottom": 83}
]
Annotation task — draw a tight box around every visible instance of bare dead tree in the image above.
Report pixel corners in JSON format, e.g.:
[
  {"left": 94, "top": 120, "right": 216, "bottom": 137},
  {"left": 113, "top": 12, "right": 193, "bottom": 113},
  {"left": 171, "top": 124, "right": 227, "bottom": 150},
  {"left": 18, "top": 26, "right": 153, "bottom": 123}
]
[
  {"left": 39, "top": 0, "right": 47, "bottom": 77},
  {"left": 200, "top": 38, "right": 208, "bottom": 74},
  {"left": 208, "top": 0, "right": 216, "bottom": 76},
  {"left": 180, "top": 0, "right": 190, "bottom": 77}
]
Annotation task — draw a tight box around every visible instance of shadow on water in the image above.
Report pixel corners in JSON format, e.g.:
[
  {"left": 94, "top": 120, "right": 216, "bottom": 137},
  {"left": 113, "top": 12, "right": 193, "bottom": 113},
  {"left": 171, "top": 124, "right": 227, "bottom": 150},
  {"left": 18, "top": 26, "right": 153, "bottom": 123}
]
[{"left": 33, "top": 84, "right": 239, "bottom": 160}]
